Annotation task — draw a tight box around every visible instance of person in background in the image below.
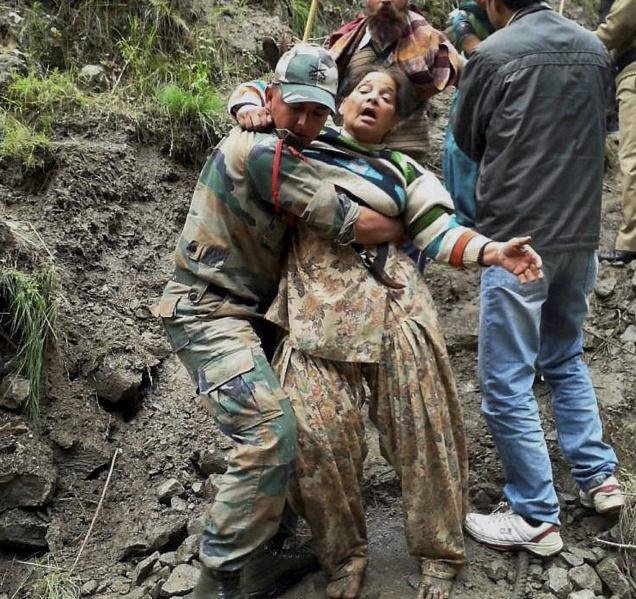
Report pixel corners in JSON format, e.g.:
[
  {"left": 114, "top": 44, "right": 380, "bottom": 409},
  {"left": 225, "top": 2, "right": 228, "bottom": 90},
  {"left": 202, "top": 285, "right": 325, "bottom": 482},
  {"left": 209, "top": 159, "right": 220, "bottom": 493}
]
[
  {"left": 453, "top": 0, "right": 624, "bottom": 557},
  {"left": 442, "top": 1, "right": 493, "bottom": 226},
  {"left": 596, "top": 0, "right": 636, "bottom": 265},
  {"left": 233, "top": 0, "right": 461, "bottom": 166}
]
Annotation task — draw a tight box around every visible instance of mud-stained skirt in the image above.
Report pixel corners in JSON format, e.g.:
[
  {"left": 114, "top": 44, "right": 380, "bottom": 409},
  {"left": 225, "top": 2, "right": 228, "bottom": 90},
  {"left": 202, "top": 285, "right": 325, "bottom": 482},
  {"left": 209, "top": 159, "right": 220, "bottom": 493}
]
[{"left": 272, "top": 301, "right": 468, "bottom": 579}]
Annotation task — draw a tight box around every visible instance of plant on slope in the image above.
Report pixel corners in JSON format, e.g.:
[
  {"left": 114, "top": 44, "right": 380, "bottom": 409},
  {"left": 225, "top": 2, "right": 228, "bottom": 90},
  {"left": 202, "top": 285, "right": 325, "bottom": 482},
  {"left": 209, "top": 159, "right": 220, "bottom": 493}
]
[
  {"left": 0, "top": 110, "right": 51, "bottom": 169},
  {"left": 0, "top": 268, "right": 57, "bottom": 421}
]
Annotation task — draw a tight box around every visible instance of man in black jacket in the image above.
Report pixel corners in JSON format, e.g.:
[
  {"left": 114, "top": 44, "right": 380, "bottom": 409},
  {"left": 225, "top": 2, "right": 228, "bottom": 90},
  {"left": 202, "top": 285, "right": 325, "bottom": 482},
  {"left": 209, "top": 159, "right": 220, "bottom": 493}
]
[{"left": 453, "top": 0, "right": 625, "bottom": 556}]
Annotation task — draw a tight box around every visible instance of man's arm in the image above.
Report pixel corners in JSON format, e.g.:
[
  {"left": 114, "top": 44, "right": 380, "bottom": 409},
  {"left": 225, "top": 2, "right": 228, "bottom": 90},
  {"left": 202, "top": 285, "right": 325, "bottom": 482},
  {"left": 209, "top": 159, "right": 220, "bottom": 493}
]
[
  {"left": 246, "top": 138, "right": 403, "bottom": 245},
  {"left": 595, "top": 0, "right": 636, "bottom": 51}
]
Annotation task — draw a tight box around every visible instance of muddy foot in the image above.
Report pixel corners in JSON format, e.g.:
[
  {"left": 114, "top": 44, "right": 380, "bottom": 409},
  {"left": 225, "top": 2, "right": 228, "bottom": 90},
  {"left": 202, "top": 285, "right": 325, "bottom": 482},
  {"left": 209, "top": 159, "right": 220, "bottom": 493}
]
[
  {"left": 417, "top": 574, "right": 454, "bottom": 599},
  {"left": 326, "top": 557, "right": 367, "bottom": 599}
]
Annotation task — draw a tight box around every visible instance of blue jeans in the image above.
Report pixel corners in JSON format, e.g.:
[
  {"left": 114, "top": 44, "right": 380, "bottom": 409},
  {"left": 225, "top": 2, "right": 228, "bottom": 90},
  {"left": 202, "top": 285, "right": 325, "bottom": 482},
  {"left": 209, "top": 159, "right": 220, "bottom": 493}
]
[{"left": 478, "top": 251, "right": 618, "bottom": 525}]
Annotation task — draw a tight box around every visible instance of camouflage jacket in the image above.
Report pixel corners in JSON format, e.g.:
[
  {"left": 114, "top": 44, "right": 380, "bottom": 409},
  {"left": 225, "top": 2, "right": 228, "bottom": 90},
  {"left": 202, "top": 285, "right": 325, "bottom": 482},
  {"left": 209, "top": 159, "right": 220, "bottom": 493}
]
[
  {"left": 266, "top": 126, "right": 490, "bottom": 362},
  {"left": 172, "top": 127, "right": 360, "bottom": 310}
]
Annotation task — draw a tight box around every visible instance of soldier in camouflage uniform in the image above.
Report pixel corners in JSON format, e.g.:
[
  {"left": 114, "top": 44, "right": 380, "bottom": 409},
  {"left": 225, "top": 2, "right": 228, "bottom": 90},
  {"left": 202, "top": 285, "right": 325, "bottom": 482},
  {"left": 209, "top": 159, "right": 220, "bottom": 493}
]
[{"left": 157, "top": 45, "right": 405, "bottom": 599}]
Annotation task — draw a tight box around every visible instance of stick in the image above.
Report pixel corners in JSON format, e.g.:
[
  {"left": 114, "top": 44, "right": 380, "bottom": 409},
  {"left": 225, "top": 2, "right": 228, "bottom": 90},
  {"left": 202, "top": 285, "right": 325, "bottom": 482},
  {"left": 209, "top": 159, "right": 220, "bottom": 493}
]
[
  {"left": 594, "top": 538, "right": 636, "bottom": 550},
  {"left": 29, "top": 223, "right": 55, "bottom": 260},
  {"left": 303, "top": 0, "right": 320, "bottom": 43},
  {"left": 584, "top": 326, "right": 636, "bottom": 356},
  {"left": 71, "top": 448, "right": 121, "bottom": 573},
  {"left": 558, "top": 0, "right": 565, "bottom": 14}
]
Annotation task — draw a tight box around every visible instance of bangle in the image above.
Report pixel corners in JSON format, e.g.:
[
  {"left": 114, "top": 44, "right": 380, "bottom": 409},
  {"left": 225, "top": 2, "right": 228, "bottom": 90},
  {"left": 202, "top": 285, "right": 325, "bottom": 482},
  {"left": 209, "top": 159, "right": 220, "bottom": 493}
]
[{"left": 477, "top": 242, "right": 492, "bottom": 266}]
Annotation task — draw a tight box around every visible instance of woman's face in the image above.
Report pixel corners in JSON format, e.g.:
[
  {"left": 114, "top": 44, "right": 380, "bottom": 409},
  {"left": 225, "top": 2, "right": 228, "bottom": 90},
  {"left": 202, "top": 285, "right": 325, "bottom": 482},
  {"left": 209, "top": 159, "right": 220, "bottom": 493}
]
[{"left": 339, "top": 72, "right": 398, "bottom": 145}]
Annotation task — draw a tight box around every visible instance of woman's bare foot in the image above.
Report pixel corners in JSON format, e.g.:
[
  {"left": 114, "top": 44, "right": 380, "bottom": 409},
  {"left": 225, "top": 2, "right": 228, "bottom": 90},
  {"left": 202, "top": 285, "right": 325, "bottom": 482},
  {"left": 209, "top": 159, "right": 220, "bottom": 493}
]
[
  {"left": 326, "top": 557, "right": 368, "bottom": 598},
  {"left": 417, "top": 574, "right": 455, "bottom": 599}
]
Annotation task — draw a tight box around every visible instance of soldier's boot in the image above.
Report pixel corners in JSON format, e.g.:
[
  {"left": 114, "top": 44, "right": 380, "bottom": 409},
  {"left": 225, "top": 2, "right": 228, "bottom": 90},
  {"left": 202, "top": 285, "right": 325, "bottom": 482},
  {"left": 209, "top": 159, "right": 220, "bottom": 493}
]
[
  {"left": 194, "top": 567, "right": 244, "bottom": 599},
  {"left": 242, "top": 534, "right": 319, "bottom": 598}
]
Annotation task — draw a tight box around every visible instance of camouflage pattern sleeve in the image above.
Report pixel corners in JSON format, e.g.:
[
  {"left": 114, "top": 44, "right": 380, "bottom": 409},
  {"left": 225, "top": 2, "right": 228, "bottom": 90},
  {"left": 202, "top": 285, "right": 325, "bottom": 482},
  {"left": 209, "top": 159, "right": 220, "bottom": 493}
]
[
  {"left": 227, "top": 79, "right": 267, "bottom": 116},
  {"left": 246, "top": 137, "right": 360, "bottom": 245}
]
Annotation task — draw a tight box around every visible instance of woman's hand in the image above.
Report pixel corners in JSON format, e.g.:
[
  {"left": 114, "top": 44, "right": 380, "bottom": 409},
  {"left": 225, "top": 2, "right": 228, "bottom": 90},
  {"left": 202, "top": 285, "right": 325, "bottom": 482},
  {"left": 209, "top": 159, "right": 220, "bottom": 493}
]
[
  {"left": 236, "top": 106, "right": 272, "bottom": 131},
  {"left": 483, "top": 236, "right": 544, "bottom": 283}
]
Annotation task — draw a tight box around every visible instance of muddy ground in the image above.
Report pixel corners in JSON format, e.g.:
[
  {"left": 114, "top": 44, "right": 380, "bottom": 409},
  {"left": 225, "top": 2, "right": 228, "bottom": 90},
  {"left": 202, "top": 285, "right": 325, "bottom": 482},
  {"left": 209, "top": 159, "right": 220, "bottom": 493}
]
[{"left": 1, "top": 2, "right": 635, "bottom": 598}]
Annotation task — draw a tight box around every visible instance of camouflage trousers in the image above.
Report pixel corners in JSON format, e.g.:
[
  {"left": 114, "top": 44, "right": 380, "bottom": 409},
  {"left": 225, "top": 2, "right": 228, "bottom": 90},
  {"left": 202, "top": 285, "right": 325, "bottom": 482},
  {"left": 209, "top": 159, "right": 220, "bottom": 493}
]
[
  {"left": 159, "top": 279, "right": 296, "bottom": 572},
  {"left": 272, "top": 298, "right": 468, "bottom": 580}
]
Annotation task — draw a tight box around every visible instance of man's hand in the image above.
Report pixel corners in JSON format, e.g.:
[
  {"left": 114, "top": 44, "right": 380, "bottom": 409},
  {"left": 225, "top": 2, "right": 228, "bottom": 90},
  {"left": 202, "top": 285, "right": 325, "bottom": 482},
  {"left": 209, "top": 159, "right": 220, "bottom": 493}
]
[
  {"left": 235, "top": 105, "right": 272, "bottom": 131},
  {"left": 354, "top": 207, "right": 405, "bottom": 245},
  {"left": 483, "top": 236, "right": 544, "bottom": 283}
]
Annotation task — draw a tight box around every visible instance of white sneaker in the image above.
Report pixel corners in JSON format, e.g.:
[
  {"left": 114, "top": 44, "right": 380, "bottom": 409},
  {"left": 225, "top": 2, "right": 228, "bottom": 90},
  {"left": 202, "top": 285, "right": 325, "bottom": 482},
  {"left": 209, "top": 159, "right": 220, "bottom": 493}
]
[
  {"left": 579, "top": 476, "right": 625, "bottom": 514},
  {"left": 464, "top": 504, "right": 563, "bottom": 557}
]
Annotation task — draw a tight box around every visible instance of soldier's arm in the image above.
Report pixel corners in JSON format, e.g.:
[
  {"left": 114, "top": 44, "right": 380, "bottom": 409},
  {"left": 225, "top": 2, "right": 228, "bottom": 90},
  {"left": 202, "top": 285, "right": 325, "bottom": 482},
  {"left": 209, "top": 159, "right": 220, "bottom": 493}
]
[
  {"left": 595, "top": 0, "right": 636, "bottom": 51},
  {"left": 246, "top": 139, "right": 403, "bottom": 245}
]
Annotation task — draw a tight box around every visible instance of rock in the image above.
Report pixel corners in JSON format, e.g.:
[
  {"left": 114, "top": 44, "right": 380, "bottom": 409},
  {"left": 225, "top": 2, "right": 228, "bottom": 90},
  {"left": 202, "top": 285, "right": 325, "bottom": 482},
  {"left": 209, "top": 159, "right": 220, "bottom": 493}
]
[
  {"left": 170, "top": 497, "right": 187, "bottom": 512},
  {"left": 175, "top": 535, "right": 200, "bottom": 564},
  {"left": 567, "top": 590, "right": 595, "bottom": 599},
  {"left": 0, "top": 508, "right": 48, "bottom": 549},
  {"left": 204, "top": 475, "right": 220, "bottom": 499},
  {"left": 596, "top": 557, "right": 632, "bottom": 598},
  {"left": 567, "top": 564, "right": 602, "bottom": 594},
  {"left": 132, "top": 552, "right": 160, "bottom": 586},
  {"left": 560, "top": 552, "right": 585, "bottom": 568},
  {"left": 187, "top": 516, "right": 206, "bottom": 537},
  {"left": 569, "top": 546, "right": 599, "bottom": 564},
  {"left": 0, "top": 50, "right": 27, "bottom": 88},
  {"left": 545, "top": 566, "right": 572, "bottom": 599},
  {"left": 146, "top": 518, "right": 188, "bottom": 554},
  {"left": 191, "top": 482, "right": 203, "bottom": 496},
  {"left": 594, "top": 271, "right": 617, "bottom": 298},
  {"left": 0, "top": 376, "right": 30, "bottom": 411},
  {"left": 0, "top": 416, "right": 56, "bottom": 512},
  {"left": 157, "top": 478, "right": 185, "bottom": 504},
  {"left": 80, "top": 580, "right": 98, "bottom": 596},
  {"left": 53, "top": 438, "right": 110, "bottom": 480},
  {"left": 89, "top": 354, "right": 145, "bottom": 404},
  {"left": 78, "top": 64, "right": 109, "bottom": 91},
  {"left": 119, "top": 517, "right": 188, "bottom": 559},
  {"left": 485, "top": 557, "right": 508, "bottom": 582},
  {"left": 120, "top": 589, "right": 149, "bottom": 599},
  {"left": 160, "top": 564, "right": 199, "bottom": 597},
  {"left": 620, "top": 324, "right": 636, "bottom": 344},
  {"left": 159, "top": 551, "right": 176, "bottom": 567},
  {"left": 196, "top": 448, "right": 226, "bottom": 476},
  {"left": 591, "top": 547, "right": 607, "bottom": 561}
]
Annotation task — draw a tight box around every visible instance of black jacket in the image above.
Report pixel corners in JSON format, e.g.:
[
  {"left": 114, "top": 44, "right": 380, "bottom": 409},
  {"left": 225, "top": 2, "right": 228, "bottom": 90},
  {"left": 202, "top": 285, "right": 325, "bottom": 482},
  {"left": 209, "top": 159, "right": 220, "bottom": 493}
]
[{"left": 453, "top": 4, "right": 611, "bottom": 253}]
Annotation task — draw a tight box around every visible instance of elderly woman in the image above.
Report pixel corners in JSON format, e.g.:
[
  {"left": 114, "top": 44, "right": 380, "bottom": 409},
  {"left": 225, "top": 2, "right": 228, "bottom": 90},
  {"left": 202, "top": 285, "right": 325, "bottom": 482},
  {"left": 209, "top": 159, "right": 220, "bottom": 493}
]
[{"left": 233, "top": 66, "right": 542, "bottom": 599}]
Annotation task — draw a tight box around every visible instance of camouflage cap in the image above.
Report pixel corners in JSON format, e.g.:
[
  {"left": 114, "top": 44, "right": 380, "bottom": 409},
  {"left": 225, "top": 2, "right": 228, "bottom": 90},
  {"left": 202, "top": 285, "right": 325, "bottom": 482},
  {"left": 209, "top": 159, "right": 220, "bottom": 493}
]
[{"left": 273, "top": 44, "right": 338, "bottom": 114}]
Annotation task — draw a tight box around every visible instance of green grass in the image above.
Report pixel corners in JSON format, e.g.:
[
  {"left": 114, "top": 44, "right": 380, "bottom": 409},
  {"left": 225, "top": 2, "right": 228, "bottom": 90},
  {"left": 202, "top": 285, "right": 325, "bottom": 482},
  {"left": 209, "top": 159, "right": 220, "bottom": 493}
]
[
  {"left": 0, "top": 111, "right": 52, "bottom": 169},
  {"left": 5, "top": 70, "right": 85, "bottom": 114},
  {"left": 156, "top": 82, "right": 223, "bottom": 124},
  {"left": 0, "top": 268, "right": 57, "bottom": 421},
  {"left": 288, "top": 0, "right": 311, "bottom": 37}
]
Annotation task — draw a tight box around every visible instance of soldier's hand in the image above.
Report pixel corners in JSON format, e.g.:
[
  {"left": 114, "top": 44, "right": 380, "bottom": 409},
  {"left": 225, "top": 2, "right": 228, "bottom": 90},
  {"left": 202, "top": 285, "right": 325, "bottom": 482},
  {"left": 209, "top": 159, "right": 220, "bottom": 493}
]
[
  {"left": 354, "top": 207, "right": 405, "bottom": 245},
  {"left": 236, "top": 106, "right": 272, "bottom": 131}
]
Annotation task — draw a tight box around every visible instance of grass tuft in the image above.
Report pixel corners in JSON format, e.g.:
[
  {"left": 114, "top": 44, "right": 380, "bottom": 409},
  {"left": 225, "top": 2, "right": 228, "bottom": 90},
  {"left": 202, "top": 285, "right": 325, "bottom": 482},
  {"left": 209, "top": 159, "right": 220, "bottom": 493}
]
[
  {"left": 0, "top": 267, "right": 57, "bottom": 421},
  {"left": 6, "top": 70, "right": 85, "bottom": 114},
  {"left": 0, "top": 111, "right": 52, "bottom": 169},
  {"left": 28, "top": 556, "right": 81, "bottom": 599}
]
